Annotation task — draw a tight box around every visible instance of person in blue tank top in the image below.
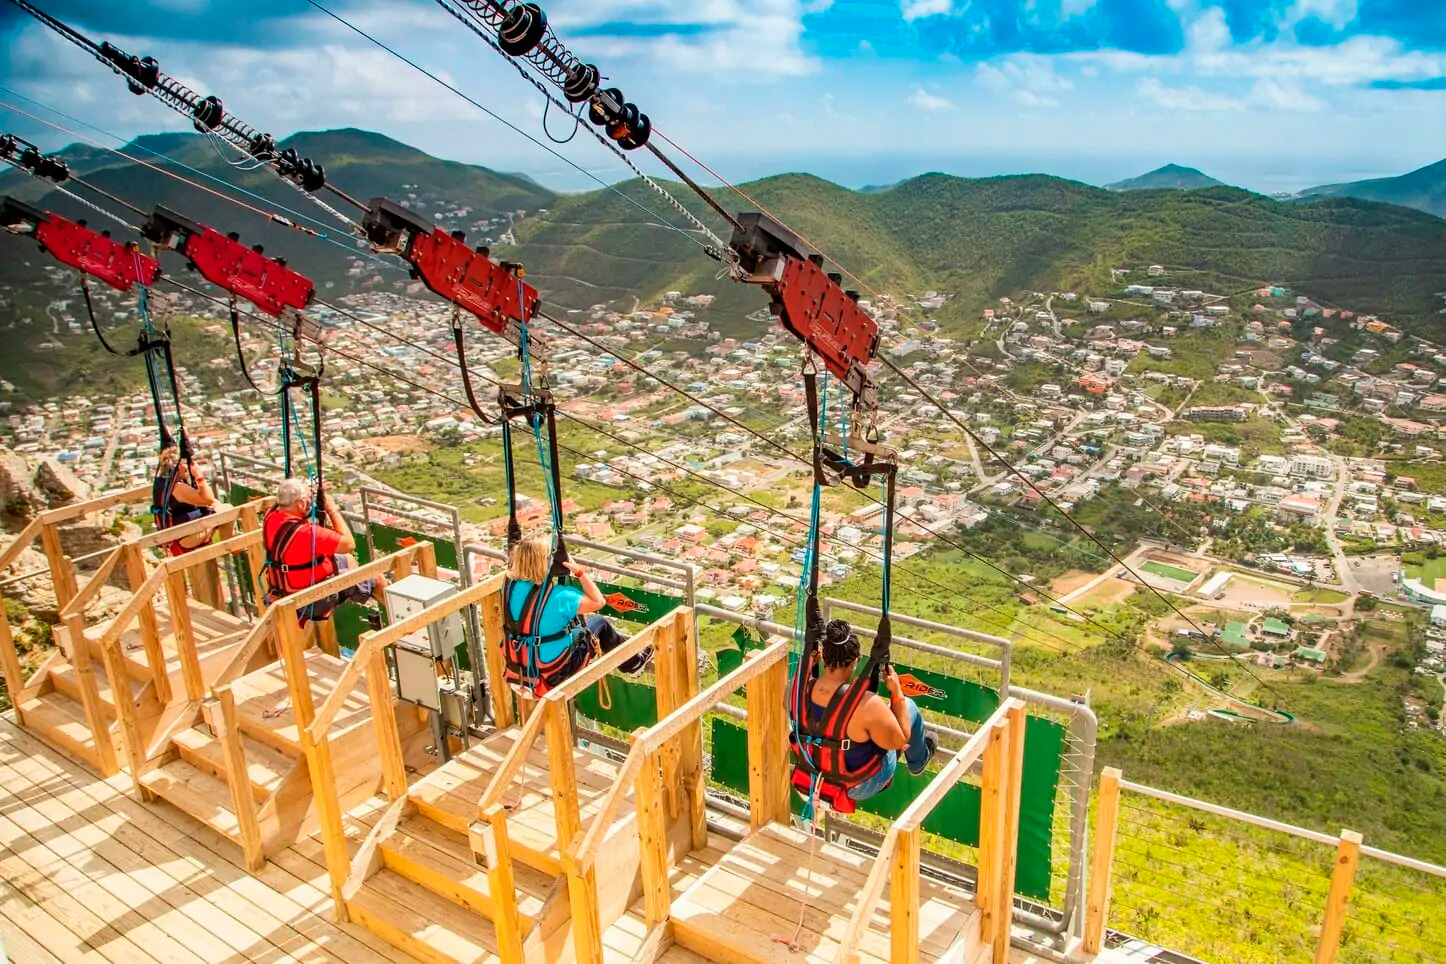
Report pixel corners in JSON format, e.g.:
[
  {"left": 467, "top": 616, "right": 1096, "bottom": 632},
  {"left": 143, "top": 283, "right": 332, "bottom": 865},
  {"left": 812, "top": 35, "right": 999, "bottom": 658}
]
[
  {"left": 505, "top": 533, "right": 653, "bottom": 686},
  {"left": 807, "top": 619, "right": 936, "bottom": 800}
]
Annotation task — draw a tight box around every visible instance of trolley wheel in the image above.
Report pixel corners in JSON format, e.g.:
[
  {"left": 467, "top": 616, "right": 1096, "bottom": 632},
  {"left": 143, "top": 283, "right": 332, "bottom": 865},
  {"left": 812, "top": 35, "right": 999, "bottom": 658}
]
[
  {"left": 564, "top": 63, "right": 600, "bottom": 103},
  {"left": 589, "top": 87, "right": 625, "bottom": 126},
  {"left": 615, "top": 111, "right": 651, "bottom": 150},
  {"left": 498, "top": 3, "right": 547, "bottom": 57},
  {"left": 192, "top": 95, "right": 224, "bottom": 131},
  {"left": 606, "top": 102, "right": 640, "bottom": 142}
]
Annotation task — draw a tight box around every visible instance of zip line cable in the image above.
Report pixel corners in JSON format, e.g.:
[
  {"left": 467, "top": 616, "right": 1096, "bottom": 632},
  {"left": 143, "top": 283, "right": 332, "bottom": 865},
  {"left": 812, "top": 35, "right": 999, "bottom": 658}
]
[{"left": 297, "top": 0, "right": 722, "bottom": 259}]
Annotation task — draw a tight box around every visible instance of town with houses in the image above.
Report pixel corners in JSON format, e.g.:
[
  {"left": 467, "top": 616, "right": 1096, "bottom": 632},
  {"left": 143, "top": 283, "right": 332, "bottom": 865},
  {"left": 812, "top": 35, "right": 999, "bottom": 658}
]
[{"left": 4, "top": 253, "right": 1446, "bottom": 731}]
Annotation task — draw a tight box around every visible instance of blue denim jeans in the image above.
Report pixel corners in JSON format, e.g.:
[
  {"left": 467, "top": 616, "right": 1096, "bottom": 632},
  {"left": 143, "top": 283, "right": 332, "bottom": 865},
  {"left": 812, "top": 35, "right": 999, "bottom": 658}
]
[{"left": 847, "top": 697, "right": 932, "bottom": 800}]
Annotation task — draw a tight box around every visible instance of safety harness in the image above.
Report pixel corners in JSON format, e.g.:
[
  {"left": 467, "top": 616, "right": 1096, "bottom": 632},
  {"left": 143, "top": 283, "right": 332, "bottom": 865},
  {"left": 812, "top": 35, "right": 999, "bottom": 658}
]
[
  {"left": 487, "top": 288, "right": 584, "bottom": 696},
  {"left": 787, "top": 365, "right": 898, "bottom": 815}
]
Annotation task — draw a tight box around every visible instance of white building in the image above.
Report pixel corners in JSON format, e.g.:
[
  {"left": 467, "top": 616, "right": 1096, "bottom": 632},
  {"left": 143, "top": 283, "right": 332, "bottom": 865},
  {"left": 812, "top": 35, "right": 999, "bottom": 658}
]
[{"left": 1290, "top": 454, "right": 1335, "bottom": 480}]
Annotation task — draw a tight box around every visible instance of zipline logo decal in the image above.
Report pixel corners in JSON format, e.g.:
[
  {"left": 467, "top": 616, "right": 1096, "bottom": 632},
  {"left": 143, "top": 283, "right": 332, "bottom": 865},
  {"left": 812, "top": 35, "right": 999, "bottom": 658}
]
[
  {"left": 894, "top": 674, "right": 946, "bottom": 701},
  {"left": 604, "top": 592, "right": 648, "bottom": 615},
  {"left": 396, "top": 536, "right": 418, "bottom": 548}
]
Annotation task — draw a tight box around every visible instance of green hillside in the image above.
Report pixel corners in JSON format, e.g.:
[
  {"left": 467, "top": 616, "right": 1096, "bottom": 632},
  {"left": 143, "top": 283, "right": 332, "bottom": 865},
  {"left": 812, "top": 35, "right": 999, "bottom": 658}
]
[
  {"left": 1107, "top": 163, "right": 1228, "bottom": 191},
  {"left": 1298, "top": 157, "right": 1446, "bottom": 218},
  {"left": 514, "top": 171, "right": 1446, "bottom": 340}
]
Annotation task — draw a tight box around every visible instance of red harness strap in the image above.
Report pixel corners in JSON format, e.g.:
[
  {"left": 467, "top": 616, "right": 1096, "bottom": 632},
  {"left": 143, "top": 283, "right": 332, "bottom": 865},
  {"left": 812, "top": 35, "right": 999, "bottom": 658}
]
[{"left": 500, "top": 578, "right": 577, "bottom": 696}]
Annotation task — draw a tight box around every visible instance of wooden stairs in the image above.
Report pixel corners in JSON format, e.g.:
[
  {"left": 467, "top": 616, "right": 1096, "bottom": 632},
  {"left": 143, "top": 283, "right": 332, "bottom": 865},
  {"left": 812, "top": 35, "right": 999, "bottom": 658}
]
[
  {"left": 671, "top": 824, "right": 990, "bottom": 964},
  {"left": 346, "top": 726, "right": 686, "bottom": 964},
  {"left": 13, "top": 598, "right": 252, "bottom": 773},
  {"left": 140, "top": 650, "right": 427, "bottom": 863}
]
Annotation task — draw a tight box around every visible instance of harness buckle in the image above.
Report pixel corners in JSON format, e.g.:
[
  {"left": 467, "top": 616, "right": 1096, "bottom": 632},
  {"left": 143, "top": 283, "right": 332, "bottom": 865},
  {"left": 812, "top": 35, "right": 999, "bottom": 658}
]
[{"left": 839, "top": 739, "right": 852, "bottom": 751}]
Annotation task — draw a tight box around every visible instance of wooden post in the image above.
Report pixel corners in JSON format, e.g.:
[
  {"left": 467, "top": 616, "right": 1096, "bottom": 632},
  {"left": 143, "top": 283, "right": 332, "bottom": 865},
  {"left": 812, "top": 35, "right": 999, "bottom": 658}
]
[
  {"left": 652, "top": 613, "right": 683, "bottom": 819},
  {"left": 745, "top": 655, "right": 790, "bottom": 830},
  {"left": 277, "top": 608, "right": 351, "bottom": 918},
  {"left": 417, "top": 543, "right": 438, "bottom": 579},
  {"left": 1315, "top": 830, "right": 1363, "bottom": 964},
  {"left": 544, "top": 700, "right": 581, "bottom": 853},
  {"left": 891, "top": 825, "right": 921, "bottom": 964},
  {"left": 40, "top": 522, "right": 78, "bottom": 611},
  {"left": 672, "top": 609, "right": 705, "bottom": 847},
  {"left": 1083, "top": 767, "right": 1122, "bottom": 955},
  {"left": 122, "top": 545, "right": 171, "bottom": 705},
  {"left": 480, "top": 584, "right": 514, "bottom": 728},
  {"left": 564, "top": 844, "right": 604, "bottom": 964},
  {"left": 0, "top": 600, "right": 24, "bottom": 714},
  {"left": 239, "top": 507, "right": 267, "bottom": 613},
  {"left": 95, "top": 630, "right": 143, "bottom": 792},
  {"left": 993, "top": 701, "right": 1027, "bottom": 964},
  {"left": 636, "top": 747, "right": 670, "bottom": 926},
  {"left": 975, "top": 717, "right": 1010, "bottom": 949},
  {"left": 64, "top": 617, "right": 118, "bottom": 775},
  {"left": 365, "top": 645, "right": 408, "bottom": 801},
  {"left": 163, "top": 570, "right": 199, "bottom": 706},
  {"left": 214, "top": 686, "right": 265, "bottom": 871},
  {"left": 480, "top": 805, "right": 524, "bottom": 963}
]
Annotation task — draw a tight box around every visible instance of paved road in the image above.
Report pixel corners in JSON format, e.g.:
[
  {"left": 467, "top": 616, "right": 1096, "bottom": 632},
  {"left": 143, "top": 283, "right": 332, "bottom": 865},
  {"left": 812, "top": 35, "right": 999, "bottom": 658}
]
[{"left": 93, "top": 399, "right": 127, "bottom": 490}]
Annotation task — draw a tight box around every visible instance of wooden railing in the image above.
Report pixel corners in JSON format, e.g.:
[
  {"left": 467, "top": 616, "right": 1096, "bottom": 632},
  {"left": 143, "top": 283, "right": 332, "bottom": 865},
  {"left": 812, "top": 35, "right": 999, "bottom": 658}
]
[
  {"left": 253, "top": 541, "right": 433, "bottom": 910},
  {"left": 1, "top": 484, "right": 152, "bottom": 606},
  {"left": 837, "top": 697, "right": 1027, "bottom": 964},
  {"left": 0, "top": 484, "right": 154, "bottom": 702},
  {"left": 43, "top": 507, "right": 269, "bottom": 779},
  {"left": 564, "top": 636, "right": 791, "bottom": 964}
]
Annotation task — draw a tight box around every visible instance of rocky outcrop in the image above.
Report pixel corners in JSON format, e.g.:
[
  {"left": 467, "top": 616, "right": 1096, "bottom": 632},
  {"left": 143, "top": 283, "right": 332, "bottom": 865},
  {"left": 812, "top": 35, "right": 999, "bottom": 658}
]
[
  {"left": 34, "top": 458, "right": 90, "bottom": 507},
  {"left": 0, "top": 449, "right": 36, "bottom": 514}
]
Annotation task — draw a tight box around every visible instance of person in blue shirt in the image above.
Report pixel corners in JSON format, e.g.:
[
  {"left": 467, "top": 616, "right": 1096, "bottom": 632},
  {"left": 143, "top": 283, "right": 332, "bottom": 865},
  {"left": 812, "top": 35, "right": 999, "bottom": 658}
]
[{"left": 504, "top": 533, "right": 652, "bottom": 690}]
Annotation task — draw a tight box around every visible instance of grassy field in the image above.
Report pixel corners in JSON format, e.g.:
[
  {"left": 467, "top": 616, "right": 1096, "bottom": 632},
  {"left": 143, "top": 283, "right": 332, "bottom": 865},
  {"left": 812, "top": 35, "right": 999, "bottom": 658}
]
[
  {"left": 1402, "top": 553, "right": 1446, "bottom": 589},
  {"left": 1141, "top": 560, "right": 1200, "bottom": 584},
  {"left": 1293, "top": 587, "right": 1350, "bottom": 604}
]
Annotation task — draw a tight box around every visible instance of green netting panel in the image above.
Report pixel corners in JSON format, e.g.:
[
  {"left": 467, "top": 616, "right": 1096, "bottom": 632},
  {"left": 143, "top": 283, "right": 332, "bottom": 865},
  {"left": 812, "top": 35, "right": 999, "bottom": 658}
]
[
  {"left": 229, "top": 483, "right": 265, "bottom": 506},
  {"left": 708, "top": 713, "right": 1064, "bottom": 901},
  {"left": 367, "top": 522, "right": 459, "bottom": 571},
  {"left": 228, "top": 554, "right": 257, "bottom": 612},
  {"left": 575, "top": 677, "right": 659, "bottom": 732},
  {"left": 556, "top": 579, "right": 682, "bottom": 627}
]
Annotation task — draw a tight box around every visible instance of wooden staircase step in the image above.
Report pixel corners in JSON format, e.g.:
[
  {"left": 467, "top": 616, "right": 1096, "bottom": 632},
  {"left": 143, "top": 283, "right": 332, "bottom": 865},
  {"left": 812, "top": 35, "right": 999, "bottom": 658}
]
[
  {"left": 409, "top": 728, "right": 632, "bottom": 875},
  {"left": 16, "top": 693, "right": 103, "bottom": 768},
  {"left": 380, "top": 811, "right": 554, "bottom": 927},
  {"left": 671, "top": 824, "right": 984, "bottom": 964},
  {"left": 48, "top": 659, "right": 146, "bottom": 715},
  {"left": 346, "top": 867, "right": 503, "bottom": 964},
  {"left": 171, "top": 725, "right": 296, "bottom": 803},
  {"left": 139, "top": 757, "right": 242, "bottom": 843},
  {"left": 232, "top": 652, "right": 374, "bottom": 755}
]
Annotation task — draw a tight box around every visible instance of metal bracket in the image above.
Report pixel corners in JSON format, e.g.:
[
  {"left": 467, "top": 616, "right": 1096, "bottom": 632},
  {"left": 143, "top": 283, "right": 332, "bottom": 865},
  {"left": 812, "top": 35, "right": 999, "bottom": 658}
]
[
  {"left": 144, "top": 206, "right": 314, "bottom": 318},
  {"left": 2, "top": 197, "right": 161, "bottom": 292}
]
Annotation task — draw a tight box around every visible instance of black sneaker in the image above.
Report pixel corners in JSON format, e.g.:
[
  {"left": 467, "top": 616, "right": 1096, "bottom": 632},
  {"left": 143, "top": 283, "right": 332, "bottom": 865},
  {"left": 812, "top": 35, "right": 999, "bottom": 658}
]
[
  {"left": 908, "top": 734, "right": 938, "bottom": 776},
  {"left": 620, "top": 645, "right": 655, "bottom": 675}
]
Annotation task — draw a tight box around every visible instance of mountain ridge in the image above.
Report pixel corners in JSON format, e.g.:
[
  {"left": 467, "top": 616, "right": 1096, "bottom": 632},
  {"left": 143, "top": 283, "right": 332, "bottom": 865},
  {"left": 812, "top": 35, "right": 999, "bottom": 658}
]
[
  {"left": 1296, "top": 157, "right": 1446, "bottom": 218},
  {"left": 1106, "top": 164, "right": 1229, "bottom": 192}
]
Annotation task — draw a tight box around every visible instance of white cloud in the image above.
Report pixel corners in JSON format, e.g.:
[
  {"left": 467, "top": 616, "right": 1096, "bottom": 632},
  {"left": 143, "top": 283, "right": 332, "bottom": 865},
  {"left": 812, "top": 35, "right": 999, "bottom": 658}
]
[
  {"left": 908, "top": 86, "right": 954, "bottom": 111},
  {"left": 1285, "top": 0, "right": 1359, "bottom": 30},
  {"left": 1248, "top": 78, "right": 1326, "bottom": 112},
  {"left": 1137, "top": 77, "right": 1242, "bottom": 111},
  {"left": 976, "top": 56, "right": 1072, "bottom": 109},
  {"left": 900, "top": 0, "right": 954, "bottom": 20}
]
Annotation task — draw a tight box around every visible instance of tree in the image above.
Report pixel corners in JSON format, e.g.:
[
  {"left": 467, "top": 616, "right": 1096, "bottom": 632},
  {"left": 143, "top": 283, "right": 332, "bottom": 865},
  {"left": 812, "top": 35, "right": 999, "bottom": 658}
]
[
  {"left": 1209, "top": 670, "right": 1232, "bottom": 690},
  {"left": 1170, "top": 639, "right": 1193, "bottom": 660}
]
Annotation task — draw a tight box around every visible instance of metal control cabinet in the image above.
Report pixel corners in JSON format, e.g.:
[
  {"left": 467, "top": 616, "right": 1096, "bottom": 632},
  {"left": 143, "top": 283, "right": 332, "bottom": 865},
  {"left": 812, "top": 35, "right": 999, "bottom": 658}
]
[{"left": 383, "top": 574, "right": 462, "bottom": 712}]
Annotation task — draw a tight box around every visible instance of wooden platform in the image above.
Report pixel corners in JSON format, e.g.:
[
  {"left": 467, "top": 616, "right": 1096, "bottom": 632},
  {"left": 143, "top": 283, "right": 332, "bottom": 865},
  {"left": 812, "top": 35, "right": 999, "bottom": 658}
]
[
  {"left": 0, "top": 713, "right": 413, "bottom": 964},
  {"left": 671, "top": 825, "right": 986, "bottom": 964}
]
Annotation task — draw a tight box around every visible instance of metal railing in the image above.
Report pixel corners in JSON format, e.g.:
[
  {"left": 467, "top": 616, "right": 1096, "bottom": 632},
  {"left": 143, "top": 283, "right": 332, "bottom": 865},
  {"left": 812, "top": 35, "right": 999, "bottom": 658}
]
[{"left": 1087, "top": 772, "right": 1446, "bottom": 964}]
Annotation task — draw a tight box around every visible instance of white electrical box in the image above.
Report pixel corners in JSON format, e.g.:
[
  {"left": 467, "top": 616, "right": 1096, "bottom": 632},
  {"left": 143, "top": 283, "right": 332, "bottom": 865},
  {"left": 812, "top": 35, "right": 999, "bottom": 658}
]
[{"left": 383, "top": 574, "right": 462, "bottom": 659}]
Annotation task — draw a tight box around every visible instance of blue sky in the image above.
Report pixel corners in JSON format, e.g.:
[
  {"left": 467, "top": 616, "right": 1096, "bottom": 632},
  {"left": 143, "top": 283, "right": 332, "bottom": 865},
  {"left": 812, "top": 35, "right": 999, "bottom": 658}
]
[{"left": 1, "top": 0, "right": 1444, "bottom": 193}]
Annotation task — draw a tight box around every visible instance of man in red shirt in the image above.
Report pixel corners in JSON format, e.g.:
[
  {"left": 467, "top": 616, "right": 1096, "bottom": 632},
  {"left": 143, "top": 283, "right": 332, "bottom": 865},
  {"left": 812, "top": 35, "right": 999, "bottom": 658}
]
[{"left": 263, "top": 478, "right": 374, "bottom": 623}]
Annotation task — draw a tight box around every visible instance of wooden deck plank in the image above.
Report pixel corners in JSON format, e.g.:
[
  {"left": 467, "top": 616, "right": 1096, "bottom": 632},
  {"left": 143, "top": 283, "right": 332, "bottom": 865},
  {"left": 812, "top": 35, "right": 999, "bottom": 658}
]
[
  {"left": 0, "top": 717, "right": 410, "bottom": 964},
  {"left": 0, "top": 882, "right": 98, "bottom": 964},
  {"left": 0, "top": 754, "right": 330, "bottom": 964}
]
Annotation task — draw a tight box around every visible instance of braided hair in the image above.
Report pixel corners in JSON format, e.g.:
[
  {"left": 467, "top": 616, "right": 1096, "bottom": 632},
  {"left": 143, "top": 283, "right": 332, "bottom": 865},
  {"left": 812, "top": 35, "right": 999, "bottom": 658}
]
[{"left": 820, "top": 618, "right": 861, "bottom": 670}]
